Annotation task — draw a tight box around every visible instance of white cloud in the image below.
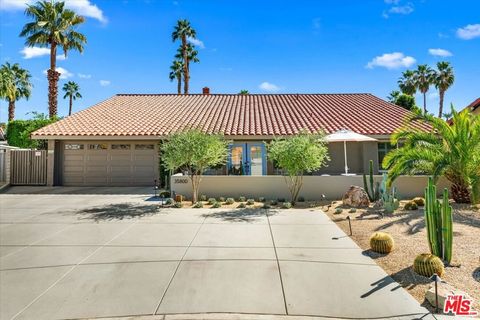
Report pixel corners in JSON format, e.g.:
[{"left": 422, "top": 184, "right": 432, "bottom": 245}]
[
  {"left": 259, "top": 82, "right": 280, "bottom": 92},
  {"left": 78, "top": 73, "right": 92, "bottom": 79},
  {"left": 43, "top": 67, "right": 73, "bottom": 79},
  {"left": 428, "top": 92, "right": 439, "bottom": 100},
  {"left": 456, "top": 24, "right": 480, "bottom": 40},
  {"left": 56, "top": 54, "right": 67, "bottom": 61},
  {"left": 99, "top": 80, "right": 110, "bottom": 86},
  {"left": 20, "top": 47, "right": 50, "bottom": 59},
  {"left": 366, "top": 52, "right": 416, "bottom": 69},
  {"left": 187, "top": 37, "right": 205, "bottom": 49},
  {"left": 428, "top": 48, "right": 452, "bottom": 57},
  {"left": 0, "top": 0, "right": 107, "bottom": 23},
  {"left": 383, "top": 2, "right": 414, "bottom": 18}
]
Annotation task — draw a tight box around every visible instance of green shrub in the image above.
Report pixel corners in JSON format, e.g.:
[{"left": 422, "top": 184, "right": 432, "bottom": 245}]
[
  {"left": 218, "top": 197, "right": 226, "bottom": 202},
  {"left": 246, "top": 199, "right": 255, "bottom": 205},
  {"left": 225, "top": 198, "right": 235, "bottom": 205},
  {"left": 282, "top": 202, "right": 292, "bottom": 209},
  {"left": 270, "top": 200, "right": 278, "bottom": 206},
  {"left": 165, "top": 198, "right": 174, "bottom": 205},
  {"left": 238, "top": 196, "right": 246, "bottom": 202},
  {"left": 277, "top": 197, "right": 286, "bottom": 202},
  {"left": 348, "top": 208, "right": 357, "bottom": 213},
  {"left": 6, "top": 115, "right": 57, "bottom": 149},
  {"left": 159, "top": 191, "right": 170, "bottom": 198},
  {"left": 211, "top": 202, "right": 221, "bottom": 208},
  {"left": 173, "top": 202, "right": 182, "bottom": 208},
  {"left": 258, "top": 197, "right": 266, "bottom": 202},
  {"left": 334, "top": 208, "right": 343, "bottom": 214},
  {"left": 200, "top": 194, "right": 207, "bottom": 201},
  {"left": 237, "top": 203, "right": 246, "bottom": 208},
  {"left": 208, "top": 198, "right": 216, "bottom": 205},
  {"left": 404, "top": 201, "right": 418, "bottom": 210},
  {"left": 193, "top": 202, "right": 203, "bottom": 208},
  {"left": 297, "top": 196, "right": 305, "bottom": 202}
]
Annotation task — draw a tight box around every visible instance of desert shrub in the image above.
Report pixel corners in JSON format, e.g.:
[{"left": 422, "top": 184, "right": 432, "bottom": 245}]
[
  {"left": 200, "top": 194, "right": 207, "bottom": 201},
  {"left": 404, "top": 201, "right": 418, "bottom": 210},
  {"left": 270, "top": 200, "right": 278, "bottom": 206},
  {"left": 246, "top": 199, "right": 255, "bottom": 205},
  {"left": 208, "top": 198, "right": 216, "bottom": 205},
  {"left": 258, "top": 197, "right": 266, "bottom": 202},
  {"left": 412, "top": 197, "right": 425, "bottom": 206},
  {"left": 173, "top": 202, "right": 182, "bottom": 208},
  {"left": 238, "top": 196, "right": 246, "bottom": 202},
  {"left": 277, "top": 197, "right": 286, "bottom": 203},
  {"left": 225, "top": 198, "right": 235, "bottom": 205},
  {"left": 165, "top": 198, "right": 174, "bottom": 205},
  {"left": 218, "top": 197, "right": 226, "bottom": 202},
  {"left": 193, "top": 202, "right": 203, "bottom": 208},
  {"left": 263, "top": 203, "right": 271, "bottom": 209},
  {"left": 297, "top": 196, "right": 305, "bottom": 202},
  {"left": 334, "top": 208, "right": 343, "bottom": 214},
  {"left": 282, "top": 202, "right": 292, "bottom": 209},
  {"left": 211, "top": 202, "right": 221, "bottom": 208},
  {"left": 348, "top": 208, "right": 357, "bottom": 213},
  {"left": 237, "top": 203, "right": 246, "bottom": 208}
]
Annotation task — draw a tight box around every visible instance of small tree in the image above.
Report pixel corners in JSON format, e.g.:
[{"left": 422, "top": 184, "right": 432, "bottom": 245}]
[
  {"left": 268, "top": 130, "right": 330, "bottom": 203},
  {"left": 161, "top": 129, "right": 229, "bottom": 202}
]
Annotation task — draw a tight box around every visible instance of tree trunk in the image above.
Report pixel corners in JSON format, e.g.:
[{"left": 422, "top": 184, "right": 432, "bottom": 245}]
[
  {"left": 182, "top": 36, "right": 189, "bottom": 95},
  {"left": 177, "top": 75, "right": 182, "bottom": 95},
  {"left": 48, "top": 41, "right": 59, "bottom": 119},
  {"left": 451, "top": 181, "right": 471, "bottom": 204},
  {"left": 68, "top": 96, "right": 73, "bottom": 116},
  {"left": 438, "top": 90, "right": 444, "bottom": 118},
  {"left": 8, "top": 100, "right": 15, "bottom": 122},
  {"left": 423, "top": 92, "right": 427, "bottom": 114}
]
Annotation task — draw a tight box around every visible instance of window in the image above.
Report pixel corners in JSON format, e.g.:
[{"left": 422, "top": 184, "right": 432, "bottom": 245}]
[
  {"left": 135, "top": 144, "right": 154, "bottom": 150},
  {"left": 64, "top": 144, "right": 84, "bottom": 150},
  {"left": 378, "top": 142, "right": 396, "bottom": 171},
  {"left": 88, "top": 143, "right": 107, "bottom": 150},
  {"left": 111, "top": 144, "right": 131, "bottom": 150}
]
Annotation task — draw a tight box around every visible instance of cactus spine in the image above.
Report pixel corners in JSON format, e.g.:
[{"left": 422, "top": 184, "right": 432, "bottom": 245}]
[
  {"left": 370, "top": 232, "right": 394, "bottom": 253},
  {"left": 413, "top": 253, "right": 445, "bottom": 277},
  {"left": 363, "top": 160, "right": 380, "bottom": 202},
  {"left": 425, "top": 177, "right": 453, "bottom": 263}
]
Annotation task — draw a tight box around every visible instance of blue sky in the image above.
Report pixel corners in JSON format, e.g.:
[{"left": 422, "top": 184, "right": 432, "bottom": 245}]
[{"left": 0, "top": 0, "right": 479, "bottom": 122}]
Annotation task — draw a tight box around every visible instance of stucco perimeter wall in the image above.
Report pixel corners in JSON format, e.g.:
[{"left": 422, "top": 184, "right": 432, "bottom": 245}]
[{"left": 171, "top": 175, "right": 451, "bottom": 200}]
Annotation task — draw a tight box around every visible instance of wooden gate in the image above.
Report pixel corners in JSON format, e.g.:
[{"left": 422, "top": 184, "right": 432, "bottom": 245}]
[{"left": 10, "top": 150, "right": 47, "bottom": 185}]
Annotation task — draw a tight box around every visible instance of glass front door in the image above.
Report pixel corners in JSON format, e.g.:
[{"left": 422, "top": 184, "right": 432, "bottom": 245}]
[{"left": 228, "top": 143, "right": 266, "bottom": 175}]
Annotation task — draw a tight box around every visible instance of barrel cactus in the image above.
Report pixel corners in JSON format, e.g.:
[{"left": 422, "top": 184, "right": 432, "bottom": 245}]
[
  {"left": 413, "top": 253, "right": 444, "bottom": 277},
  {"left": 412, "top": 197, "right": 425, "bottom": 206},
  {"left": 404, "top": 201, "right": 418, "bottom": 210},
  {"left": 370, "top": 232, "right": 394, "bottom": 253}
]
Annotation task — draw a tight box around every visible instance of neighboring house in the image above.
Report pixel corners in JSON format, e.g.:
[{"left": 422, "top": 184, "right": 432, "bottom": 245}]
[
  {"left": 32, "top": 90, "right": 427, "bottom": 186},
  {"left": 464, "top": 97, "right": 480, "bottom": 115}
]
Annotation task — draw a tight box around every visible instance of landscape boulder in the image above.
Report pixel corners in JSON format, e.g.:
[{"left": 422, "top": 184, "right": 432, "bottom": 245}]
[
  {"left": 425, "top": 281, "right": 471, "bottom": 312},
  {"left": 342, "top": 186, "right": 370, "bottom": 208}
]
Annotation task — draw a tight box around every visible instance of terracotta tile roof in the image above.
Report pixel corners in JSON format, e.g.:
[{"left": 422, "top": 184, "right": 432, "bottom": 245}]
[
  {"left": 466, "top": 97, "right": 480, "bottom": 112},
  {"left": 32, "top": 93, "right": 427, "bottom": 138}
]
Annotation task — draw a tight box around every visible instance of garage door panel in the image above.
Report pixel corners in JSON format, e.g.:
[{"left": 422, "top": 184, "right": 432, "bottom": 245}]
[{"left": 62, "top": 141, "right": 156, "bottom": 186}]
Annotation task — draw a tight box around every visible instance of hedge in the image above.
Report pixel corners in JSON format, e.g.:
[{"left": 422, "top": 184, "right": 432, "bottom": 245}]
[{"left": 6, "top": 117, "right": 57, "bottom": 149}]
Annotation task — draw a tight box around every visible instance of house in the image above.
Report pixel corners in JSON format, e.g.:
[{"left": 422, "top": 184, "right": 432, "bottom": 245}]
[
  {"left": 32, "top": 89, "right": 427, "bottom": 186},
  {"left": 464, "top": 97, "right": 480, "bottom": 116}
]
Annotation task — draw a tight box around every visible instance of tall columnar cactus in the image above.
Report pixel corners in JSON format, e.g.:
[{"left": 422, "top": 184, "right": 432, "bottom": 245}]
[
  {"left": 363, "top": 160, "right": 380, "bottom": 202},
  {"left": 425, "top": 177, "right": 453, "bottom": 263}
]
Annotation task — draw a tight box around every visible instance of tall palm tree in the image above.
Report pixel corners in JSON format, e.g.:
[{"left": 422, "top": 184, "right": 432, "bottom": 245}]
[
  {"left": 397, "top": 70, "right": 416, "bottom": 96},
  {"left": 20, "top": 0, "right": 86, "bottom": 119},
  {"left": 239, "top": 90, "right": 249, "bottom": 95},
  {"left": 413, "top": 64, "right": 434, "bottom": 114},
  {"left": 387, "top": 90, "right": 400, "bottom": 103},
  {"left": 0, "top": 62, "right": 32, "bottom": 121},
  {"left": 172, "top": 19, "right": 197, "bottom": 95},
  {"left": 169, "top": 60, "right": 184, "bottom": 94},
  {"left": 383, "top": 107, "right": 480, "bottom": 204},
  {"left": 62, "top": 81, "right": 82, "bottom": 116},
  {"left": 433, "top": 61, "right": 455, "bottom": 118}
]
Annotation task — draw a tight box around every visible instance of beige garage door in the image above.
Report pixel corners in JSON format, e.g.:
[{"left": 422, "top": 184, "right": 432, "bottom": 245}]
[{"left": 62, "top": 141, "right": 158, "bottom": 186}]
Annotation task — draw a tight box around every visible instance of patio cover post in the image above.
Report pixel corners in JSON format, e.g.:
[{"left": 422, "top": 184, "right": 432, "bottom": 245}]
[{"left": 344, "top": 140, "right": 348, "bottom": 175}]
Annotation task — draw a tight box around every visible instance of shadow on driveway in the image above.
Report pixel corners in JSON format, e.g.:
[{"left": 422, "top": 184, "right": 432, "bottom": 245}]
[
  {"left": 202, "top": 208, "right": 278, "bottom": 223},
  {"left": 1, "top": 186, "right": 152, "bottom": 195},
  {"left": 76, "top": 203, "right": 160, "bottom": 221}
]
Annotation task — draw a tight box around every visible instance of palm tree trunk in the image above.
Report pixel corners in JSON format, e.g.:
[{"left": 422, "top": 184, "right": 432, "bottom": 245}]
[
  {"left": 451, "top": 181, "right": 471, "bottom": 204},
  {"left": 438, "top": 90, "right": 444, "bottom": 118},
  {"left": 69, "top": 96, "right": 73, "bottom": 116},
  {"left": 48, "top": 42, "right": 60, "bottom": 119},
  {"left": 423, "top": 92, "right": 427, "bottom": 114},
  {"left": 182, "top": 36, "right": 188, "bottom": 95},
  {"left": 177, "top": 75, "right": 182, "bottom": 94},
  {"left": 8, "top": 100, "right": 15, "bottom": 122}
]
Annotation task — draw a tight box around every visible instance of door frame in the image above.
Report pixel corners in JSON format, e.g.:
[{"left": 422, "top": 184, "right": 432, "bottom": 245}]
[{"left": 227, "top": 142, "right": 266, "bottom": 176}]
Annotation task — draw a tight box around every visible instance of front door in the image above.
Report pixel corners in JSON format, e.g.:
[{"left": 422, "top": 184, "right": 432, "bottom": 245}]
[{"left": 228, "top": 143, "right": 266, "bottom": 175}]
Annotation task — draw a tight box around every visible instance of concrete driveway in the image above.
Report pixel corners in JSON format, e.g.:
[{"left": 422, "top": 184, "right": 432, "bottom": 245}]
[{"left": 0, "top": 187, "right": 433, "bottom": 320}]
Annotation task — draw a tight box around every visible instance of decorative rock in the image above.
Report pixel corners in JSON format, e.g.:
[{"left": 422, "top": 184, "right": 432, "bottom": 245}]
[
  {"left": 342, "top": 186, "right": 370, "bottom": 208},
  {"left": 425, "top": 282, "right": 471, "bottom": 312}
]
